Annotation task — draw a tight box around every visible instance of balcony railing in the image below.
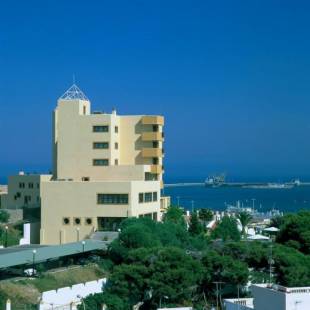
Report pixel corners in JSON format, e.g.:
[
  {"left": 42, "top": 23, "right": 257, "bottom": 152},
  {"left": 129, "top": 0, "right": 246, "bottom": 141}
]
[
  {"left": 142, "top": 148, "right": 163, "bottom": 157},
  {"left": 150, "top": 165, "right": 163, "bottom": 174},
  {"left": 141, "top": 116, "right": 164, "bottom": 126},
  {"left": 141, "top": 132, "right": 163, "bottom": 142}
]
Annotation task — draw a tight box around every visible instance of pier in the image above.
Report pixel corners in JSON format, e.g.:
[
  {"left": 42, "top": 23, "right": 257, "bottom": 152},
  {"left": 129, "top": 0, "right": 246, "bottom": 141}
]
[{"left": 164, "top": 181, "right": 310, "bottom": 188}]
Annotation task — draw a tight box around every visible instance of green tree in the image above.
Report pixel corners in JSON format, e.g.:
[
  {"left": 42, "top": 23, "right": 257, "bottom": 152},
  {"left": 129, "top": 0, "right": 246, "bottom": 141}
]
[
  {"left": 188, "top": 212, "right": 204, "bottom": 236},
  {"left": 79, "top": 292, "right": 127, "bottom": 310},
  {"left": 97, "top": 247, "right": 202, "bottom": 310},
  {"left": 163, "top": 206, "right": 185, "bottom": 226},
  {"left": 119, "top": 224, "right": 160, "bottom": 249},
  {"left": 201, "top": 250, "right": 249, "bottom": 299},
  {"left": 211, "top": 216, "right": 241, "bottom": 242},
  {"left": 273, "top": 244, "right": 310, "bottom": 286},
  {"left": 0, "top": 210, "right": 9, "bottom": 223},
  {"left": 237, "top": 211, "right": 252, "bottom": 236},
  {"left": 198, "top": 209, "right": 213, "bottom": 223},
  {"left": 276, "top": 210, "right": 310, "bottom": 254}
]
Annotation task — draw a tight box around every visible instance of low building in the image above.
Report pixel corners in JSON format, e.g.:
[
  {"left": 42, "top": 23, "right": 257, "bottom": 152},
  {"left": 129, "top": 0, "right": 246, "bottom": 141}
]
[
  {"left": 4, "top": 173, "right": 51, "bottom": 209},
  {"left": 224, "top": 284, "right": 310, "bottom": 310}
]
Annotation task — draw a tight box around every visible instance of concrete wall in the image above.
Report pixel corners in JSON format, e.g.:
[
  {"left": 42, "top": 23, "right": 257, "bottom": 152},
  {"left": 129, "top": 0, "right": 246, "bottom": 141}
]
[
  {"left": 40, "top": 179, "right": 160, "bottom": 244},
  {"left": 54, "top": 98, "right": 164, "bottom": 183},
  {"left": 39, "top": 278, "right": 106, "bottom": 310},
  {"left": 224, "top": 298, "right": 254, "bottom": 310},
  {"left": 252, "top": 285, "right": 286, "bottom": 310}
]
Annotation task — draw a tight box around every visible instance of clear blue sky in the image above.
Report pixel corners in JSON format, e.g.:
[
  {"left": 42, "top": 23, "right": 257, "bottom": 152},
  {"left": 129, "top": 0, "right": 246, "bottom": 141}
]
[{"left": 1, "top": 0, "right": 310, "bottom": 182}]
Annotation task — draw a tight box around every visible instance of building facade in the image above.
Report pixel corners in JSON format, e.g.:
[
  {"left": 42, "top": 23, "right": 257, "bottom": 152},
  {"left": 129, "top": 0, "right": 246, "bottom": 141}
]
[
  {"left": 3, "top": 174, "right": 51, "bottom": 210},
  {"left": 3, "top": 84, "right": 166, "bottom": 245}
]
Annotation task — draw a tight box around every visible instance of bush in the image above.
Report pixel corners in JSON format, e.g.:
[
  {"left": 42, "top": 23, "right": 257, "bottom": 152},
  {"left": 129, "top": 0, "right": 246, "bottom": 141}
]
[{"left": 0, "top": 210, "right": 9, "bottom": 223}]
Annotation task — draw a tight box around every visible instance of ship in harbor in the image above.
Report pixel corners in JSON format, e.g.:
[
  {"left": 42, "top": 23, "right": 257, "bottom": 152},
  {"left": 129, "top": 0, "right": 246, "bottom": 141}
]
[
  {"left": 205, "top": 174, "right": 301, "bottom": 189},
  {"left": 205, "top": 173, "right": 226, "bottom": 187}
]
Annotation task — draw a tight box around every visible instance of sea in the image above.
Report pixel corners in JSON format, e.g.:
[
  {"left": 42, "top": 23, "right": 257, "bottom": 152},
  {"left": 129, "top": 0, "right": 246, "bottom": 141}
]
[
  {"left": 1, "top": 175, "right": 310, "bottom": 213},
  {"left": 163, "top": 184, "right": 310, "bottom": 213}
]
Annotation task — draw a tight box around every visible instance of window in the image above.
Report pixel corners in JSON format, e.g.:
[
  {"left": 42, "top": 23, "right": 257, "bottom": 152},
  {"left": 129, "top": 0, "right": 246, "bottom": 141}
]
[
  {"left": 152, "top": 157, "right": 159, "bottom": 165},
  {"left": 63, "top": 217, "right": 70, "bottom": 225},
  {"left": 139, "top": 193, "right": 144, "bottom": 203},
  {"left": 29, "top": 183, "right": 34, "bottom": 189},
  {"left": 82, "top": 177, "right": 90, "bottom": 181},
  {"left": 97, "top": 194, "right": 129, "bottom": 205},
  {"left": 145, "top": 172, "right": 158, "bottom": 181},
  {"left": 74, "top": 217, "right": 81, "bottom": 225},
  {"left": 152, "top": 141, "right": 159, "bottom": 148},
  {"left": 115, "top": 126, "right": 118, "bottom": 133},
  {"left": 145, "top": 192, "right": 153, "bottom": 202},
  {"left": 115, "top": 142, "right": 118, "bottom": 149},
  {"left": 93, "top": 142, "right": 109, "bottom": 149},
  {"left": 153, "top": 192, "right": 158, "bottom": 202},
  {"left": 16, "top": 192, "right": 21, "bottom": 198},
  {"left": 93, "top": 159, "right": 109, "bottom": 166},
  {"left": 152, "top": 125, "right": 159, "bottom": 132},
  {"left": 85, "top": 218, "right": 92, "bottom": 225},
  {"left": 19, "top": 182, "right": 25, "bottom": 189},
  {"left": 114, "top": 159, "right": 119, "bottom": 165},
  {"left": 24, "top": 195, "right": 31, "bottom": 205},
  {"left": 83, "top": 106, "right": 86, "bottom": 115},
  {"left": 93, "top": 125, "right": 109, "bottom": 132},
  {"left": 37, "top": 183, "right": 40, "bottom": 189}
]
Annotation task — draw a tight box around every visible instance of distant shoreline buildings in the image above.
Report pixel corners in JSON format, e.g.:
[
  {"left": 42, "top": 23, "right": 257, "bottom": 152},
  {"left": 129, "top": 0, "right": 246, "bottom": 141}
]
[{"left": 1, "top": 84, "right": 170, "bottom": 244}]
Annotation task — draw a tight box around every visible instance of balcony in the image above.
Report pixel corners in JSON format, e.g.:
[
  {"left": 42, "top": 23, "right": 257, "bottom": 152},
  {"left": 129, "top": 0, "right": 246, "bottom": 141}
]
[
  {"left": 141, "top": 116, "right": 164, "bottom": 126},
  {"left": 142, "top": 148, "right": 163, "bottom": 158},
  {"left": 150, "top": 165, "right": 163, "bottom": 174},
  {"left": 141, "top": 132, "right": 163, "bottom": 142}
]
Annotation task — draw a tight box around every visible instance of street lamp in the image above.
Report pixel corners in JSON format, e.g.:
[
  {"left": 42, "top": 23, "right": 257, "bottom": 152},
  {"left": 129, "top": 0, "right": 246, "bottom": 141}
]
[
  {"left": 5, "top": 226, "right": 8, "bottom": 247},
  {"left": 32, "top": 249, "right": 37, "bottom": 276},
  {"left": 76, "top": 228, "right": 80, "bottom": 242}
]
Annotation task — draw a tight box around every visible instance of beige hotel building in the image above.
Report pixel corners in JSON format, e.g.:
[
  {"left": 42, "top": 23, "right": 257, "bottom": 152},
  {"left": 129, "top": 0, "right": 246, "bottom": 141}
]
[{"left": 2, "top": 84, "right": 169, "bottom": 244}]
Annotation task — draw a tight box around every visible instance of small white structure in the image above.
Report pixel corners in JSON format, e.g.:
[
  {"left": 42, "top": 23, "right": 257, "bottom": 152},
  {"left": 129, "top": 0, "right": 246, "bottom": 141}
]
[
  {"left": 19, "top": 223, "right": 31, "bottom": 245},
  {"left": 247, "top": 234, "right": 270, "bottom": 241},
  {"left": 247, "top": 228, "right": 256, "bottom": 236},
  {"left": 263, "top": 227, "right": 279, "bottom": 233}
]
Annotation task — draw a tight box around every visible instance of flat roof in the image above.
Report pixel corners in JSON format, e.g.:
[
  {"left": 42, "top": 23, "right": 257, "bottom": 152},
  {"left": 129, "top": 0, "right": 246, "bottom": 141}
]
[{"left": 0, "top": 239, "right": 107, "bottom": 269}]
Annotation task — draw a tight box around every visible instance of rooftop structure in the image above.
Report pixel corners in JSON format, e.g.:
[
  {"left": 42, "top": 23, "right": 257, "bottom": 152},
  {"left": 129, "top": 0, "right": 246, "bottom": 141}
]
[{"left": 59, "top": 83, "right": 89, "bottom": 101}]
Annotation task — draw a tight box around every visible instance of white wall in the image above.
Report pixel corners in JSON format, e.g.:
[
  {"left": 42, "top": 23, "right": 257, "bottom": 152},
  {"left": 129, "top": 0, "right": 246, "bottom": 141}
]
[{"left": 39, "top": 278, "right": 106, "bottom": 310}]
